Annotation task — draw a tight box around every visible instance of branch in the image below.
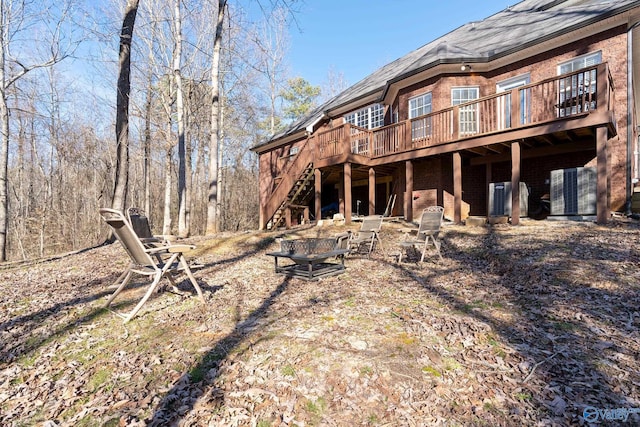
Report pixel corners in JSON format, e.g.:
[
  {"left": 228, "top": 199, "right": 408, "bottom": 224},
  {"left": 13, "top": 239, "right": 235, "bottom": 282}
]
[
  {"left": 5, "top": 55, "right": 65, "bottom": 89},
  {"left": 523, "top": 352, "right": 559, "bottom": 383}
]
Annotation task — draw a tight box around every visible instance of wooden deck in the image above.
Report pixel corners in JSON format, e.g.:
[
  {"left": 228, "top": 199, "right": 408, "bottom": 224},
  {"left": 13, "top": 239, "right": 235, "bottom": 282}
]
[
  {"left": 314, "top": 63, "right": 615, "bottom": 167},
  {"left": 261, "top": 63, "right": 617, "bottom": 229}
]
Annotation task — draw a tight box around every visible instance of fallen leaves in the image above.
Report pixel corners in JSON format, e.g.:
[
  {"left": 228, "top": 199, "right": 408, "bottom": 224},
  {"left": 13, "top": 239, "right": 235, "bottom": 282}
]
[{"left": 1, "top": 218, "right": 639, "bottom": 426}]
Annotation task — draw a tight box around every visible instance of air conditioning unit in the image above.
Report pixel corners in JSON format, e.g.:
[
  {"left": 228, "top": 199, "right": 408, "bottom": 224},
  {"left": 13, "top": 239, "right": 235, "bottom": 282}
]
[
  {"left": 550, "top": 167, "right": 596, "bottom": 216},
  {"left": 488, "top": 182, "right": 529, "bottom": 217}
]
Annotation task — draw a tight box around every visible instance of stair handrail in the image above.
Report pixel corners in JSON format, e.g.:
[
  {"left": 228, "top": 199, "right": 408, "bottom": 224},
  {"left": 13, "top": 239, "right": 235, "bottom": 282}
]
[{"left": 263, "top": 137, "right": 315, "bottom": 225}]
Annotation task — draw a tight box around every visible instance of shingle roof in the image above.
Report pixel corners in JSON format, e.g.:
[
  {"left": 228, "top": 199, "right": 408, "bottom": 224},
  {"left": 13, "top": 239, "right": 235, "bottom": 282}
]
[{"left": 254, "top": 0, "right": 639, "bottom": 150}]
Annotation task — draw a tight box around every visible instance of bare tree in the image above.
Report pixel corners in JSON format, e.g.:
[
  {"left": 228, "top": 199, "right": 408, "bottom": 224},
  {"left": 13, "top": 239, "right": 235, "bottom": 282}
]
[
  {"left": 0, "top": 0, "right": 306, "bottom": 260},
  {"left": 206, "top": 0, "right": 226, "bottom": 235},
  {"left": 174, "top": 0, "right": 189, "bottom": 237},
  {"left": 112, "top": 0, "right": 140, "bottom": 212},
  {"left": 253, "top": 7, "right": 290, "bottom": 135},
  {"left": 141, "top": 8, "right": 160, "bottom": 217},
  {"left": 0, "top": 0, "right": 77, "bottom": 261},
  {"left": 322, "top": 65, "right": 349, "bottom": 102}
]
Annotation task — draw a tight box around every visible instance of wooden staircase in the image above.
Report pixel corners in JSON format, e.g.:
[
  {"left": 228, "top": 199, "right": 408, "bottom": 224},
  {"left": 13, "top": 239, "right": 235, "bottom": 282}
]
[
  {"left": 269, "top": 163, "right": 315, "bottom": 229},
  {"left": 263, "top": 138, "right": 316, "bottom": 230}
]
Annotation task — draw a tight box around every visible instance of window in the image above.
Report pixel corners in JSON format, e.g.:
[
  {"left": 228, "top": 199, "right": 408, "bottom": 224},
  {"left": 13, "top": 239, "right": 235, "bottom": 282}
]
[
  {"left": 558, "top": 51, "right": 601, "bottom": 75},
  {"left": 409, "top": 93, "right": 432, "bottom": 140},
  {"left": 558, "top": 51, "right": 601, "bottom": 116},
  {"left": 496, "top": 74, "right": 530, "bottom": 128},
  {"left": 289, "top": 146, "right": 299, "bottom": 156},
  {"left": 409, "top": 93, "right": 432, "bottom": 119},
  {"left": 344, "top": 103, "right": 385, "bottom": 130},
  {"left": 452, "top": 87, "right": 479, "bottom": 135}
]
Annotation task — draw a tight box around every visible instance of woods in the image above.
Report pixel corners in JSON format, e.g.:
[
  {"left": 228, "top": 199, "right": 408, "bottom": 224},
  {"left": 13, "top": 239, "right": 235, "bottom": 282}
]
[{"left": 0, "top": 0, "right": 332, "bottom": 262}]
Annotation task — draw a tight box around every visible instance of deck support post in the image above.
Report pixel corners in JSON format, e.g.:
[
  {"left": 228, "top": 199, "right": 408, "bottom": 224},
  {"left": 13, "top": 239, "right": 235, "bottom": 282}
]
[
  {"left": 405, "top": 160, "right": 413, "bottom": 222},
  {"left": 303, "top": 206, "right": 309, "bottom": 224},
  {"left": 369, "top": 168, "right": 376, "bottom": 215},
  {"left": 596, "top": 126, "right": 609, "bottom": 223},
  {"left": 285, "top": 206, "right": 291, "bottom": 229},
  {"left": 314, "top": 168, "right": 322, "bottom": 221},
  {"left": 486, "top": 163, "right": 492, "bottom": 216},
  {"left": 454, "top": 152, "right": 462, "bottom": 224},
  {"left": 511, "top": 141, "right": 521, "bottom": 225},
  {"left": 259, "top": 205, "right": 265, "bottom": 231},
  {"left": 344, "top": 162, "right": 352, "bottom": 224}
]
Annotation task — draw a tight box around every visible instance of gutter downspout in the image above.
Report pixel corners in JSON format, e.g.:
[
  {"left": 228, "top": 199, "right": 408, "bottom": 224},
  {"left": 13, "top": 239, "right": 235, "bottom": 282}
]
[{"left": 627, "top": 21, "right": 640, "bottom": 215}]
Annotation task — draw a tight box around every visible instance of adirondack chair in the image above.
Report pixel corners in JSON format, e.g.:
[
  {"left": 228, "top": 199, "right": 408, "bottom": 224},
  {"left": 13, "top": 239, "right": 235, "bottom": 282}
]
[
  {"left": 99, "top": 208, "right": 204, "bottom": 322},
  {"left": 347, "top": 215, "right": 384, "bottom": 257},
  {"left": 398, "top": 206, "right": 444, "bottom": 263}
]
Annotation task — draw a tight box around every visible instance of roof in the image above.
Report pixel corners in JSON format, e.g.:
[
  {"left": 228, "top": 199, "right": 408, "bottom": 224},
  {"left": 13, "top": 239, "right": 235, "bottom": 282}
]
[{"left": 252, "top": 0, "right": 640, "bottom": 152}]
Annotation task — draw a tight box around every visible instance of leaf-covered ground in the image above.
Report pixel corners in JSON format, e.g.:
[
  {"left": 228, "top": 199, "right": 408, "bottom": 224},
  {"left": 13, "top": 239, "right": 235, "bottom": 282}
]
[{"left": 1, "top": 218, "right": 639, "bottom": 426}]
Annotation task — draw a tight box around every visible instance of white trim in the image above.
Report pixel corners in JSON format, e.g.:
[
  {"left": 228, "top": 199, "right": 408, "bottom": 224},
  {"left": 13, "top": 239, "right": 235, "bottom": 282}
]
[
  {"left": 496, "top": 74, "right": 531, "bottom": 128},
  {"left": 408, "top": 92, "right": 433, "bottom": 119},
  {"left": 451, "top": 87, "right": 480, "bottom": 136},
  {"left": 496, "top": 73, "right": 530, "bottom": 92},
  {"left": 557, "top": 50, "right": 602, "bottom": 75},
  {"left": 344, "top": 103, "right": 385, "bottom": 130}
]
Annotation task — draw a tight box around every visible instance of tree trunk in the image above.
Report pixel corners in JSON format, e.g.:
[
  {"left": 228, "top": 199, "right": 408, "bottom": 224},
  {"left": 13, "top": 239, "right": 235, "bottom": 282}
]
[
  {"left": 144, "top": 78, "right": 152, "bottom": 216},
  {"left": 0, "top": 1, "right": 7, "bottom": 261},
  {"left": 163, "top": 147, "right": 173, "bottom": 236},
  {"left": 112, "top": 0, "right": 140, "bottom": 211},
  {"left": 217, "top": 82, "right": 225, "bottom": 230},
  {"left": 0, "top": 82, "right": 8, "bottom": 262},
  {"left": 185, "top": 122, "right": 193, "bottom": 232},
  {"left": 206, "top": 0, "right": 226, "bottom": 235},
  {"left": 174, "top": 0, "right": 188, "bottom": 237}
]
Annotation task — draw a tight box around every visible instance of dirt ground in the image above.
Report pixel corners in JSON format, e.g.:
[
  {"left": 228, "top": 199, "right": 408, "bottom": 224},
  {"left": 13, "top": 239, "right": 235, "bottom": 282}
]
[{"left": 1, "top": 217, "right": 639, "bottom": 426}]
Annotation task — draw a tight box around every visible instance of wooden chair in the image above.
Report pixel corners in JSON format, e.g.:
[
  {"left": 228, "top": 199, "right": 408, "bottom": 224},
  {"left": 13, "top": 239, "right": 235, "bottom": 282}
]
[
  {"left": 99, "top": 208, "right": 204, "bottom": 322},
  {"left": 398, "top": 206, "right": 444, "bottom": 263},
  {"left": 347, "top": 215, "right": 384, "bottom": 257}
]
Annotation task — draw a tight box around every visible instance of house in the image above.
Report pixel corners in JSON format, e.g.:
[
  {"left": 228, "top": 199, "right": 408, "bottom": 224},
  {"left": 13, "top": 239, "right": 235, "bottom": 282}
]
[{"left": 251, "top": 0, "right": 640, "bottom": 230}]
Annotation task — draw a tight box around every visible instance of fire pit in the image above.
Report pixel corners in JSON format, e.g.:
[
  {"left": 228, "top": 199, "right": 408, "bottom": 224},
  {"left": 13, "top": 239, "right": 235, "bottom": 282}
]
[{"left": 266, "top": 238, "right": 349, "bottom": 280}]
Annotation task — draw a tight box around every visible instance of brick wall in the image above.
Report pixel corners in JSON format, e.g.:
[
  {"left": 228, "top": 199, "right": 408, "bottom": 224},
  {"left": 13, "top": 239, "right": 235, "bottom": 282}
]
[
  {"left": 259, "top": 24, "right": 632, "bottom": 221},
  {"left": 395, "top": 25, "right": 630, "bottom": 212}
]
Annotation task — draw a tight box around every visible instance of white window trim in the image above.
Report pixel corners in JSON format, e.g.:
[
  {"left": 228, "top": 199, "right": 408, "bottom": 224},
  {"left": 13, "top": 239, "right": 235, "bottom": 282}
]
[
  {"left": 496, "top": 74, "right": 531, "bottom": 128},
  {"left": 557, "top": 52, "right": 601, "bottom": 116},
  {"left": 451, "top": 86, "right": 480, "bottom": 105},
  {"left": 408, "top": 92, "right": 432, "bottom": 119},
  {"left": 344, "top": 103, "right": 385, "bottom": 130},
  {"left": 451, "top": 86, "right": 480, "bottom": 136},
  {"left": 496, "top": 74, "right": 530, "bottom": 92},
  {"left": 557, "top": 51, "right": 602, "bottom": 75}
]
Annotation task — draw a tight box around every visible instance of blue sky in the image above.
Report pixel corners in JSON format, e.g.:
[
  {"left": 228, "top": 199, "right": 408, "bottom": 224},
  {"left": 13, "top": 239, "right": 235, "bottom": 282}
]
[{"left": 287, "top": 0, "right": 517, "bottom": 87}]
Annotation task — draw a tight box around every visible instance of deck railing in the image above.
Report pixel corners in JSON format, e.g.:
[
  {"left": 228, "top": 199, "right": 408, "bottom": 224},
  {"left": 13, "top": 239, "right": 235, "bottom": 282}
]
[{"left": 316, "top": 63, "right": 613, "bottom": 160}]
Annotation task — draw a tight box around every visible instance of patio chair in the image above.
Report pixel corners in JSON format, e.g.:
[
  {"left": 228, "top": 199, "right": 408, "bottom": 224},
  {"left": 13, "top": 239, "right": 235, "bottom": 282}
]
[
  {"left": 398, "top": 206, "right": 444, "bottom": 263},
  {"left": 99, "top": 208, "right": 204, "bottom": 323},
  {"left": 347, "top": 214, "right": 384, "bottom": 257},
  {"left": 127, "top": 207, "right": 173, "bottom": 247}
]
